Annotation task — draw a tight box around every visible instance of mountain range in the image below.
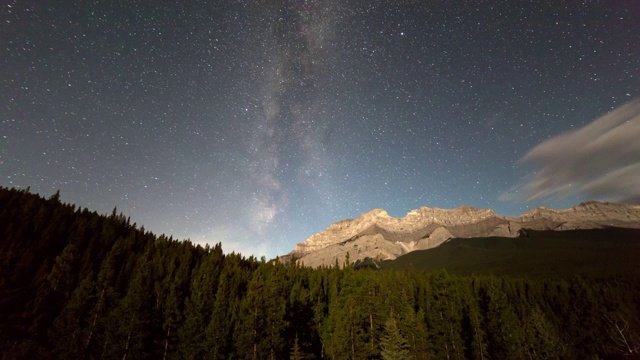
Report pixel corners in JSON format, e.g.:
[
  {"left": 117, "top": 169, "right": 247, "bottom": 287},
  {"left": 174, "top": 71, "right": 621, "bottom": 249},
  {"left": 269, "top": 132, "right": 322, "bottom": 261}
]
[{"left": 283, "top": 201, "right": 640, "bottom": 268}]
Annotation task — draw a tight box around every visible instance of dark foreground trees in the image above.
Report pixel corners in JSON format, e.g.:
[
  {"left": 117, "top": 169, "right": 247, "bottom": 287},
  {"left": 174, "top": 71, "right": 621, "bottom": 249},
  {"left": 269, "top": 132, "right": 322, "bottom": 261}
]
[{"left": 1, "top": 187, "right": 639, "bottom": 359}]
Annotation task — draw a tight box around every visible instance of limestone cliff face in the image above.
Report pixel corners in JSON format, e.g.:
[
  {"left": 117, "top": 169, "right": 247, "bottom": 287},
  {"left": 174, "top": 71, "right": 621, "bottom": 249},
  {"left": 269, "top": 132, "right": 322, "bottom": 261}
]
[
  {"left": 294, "top": 206, "right": 498, "bottom": 252},
  {"left": 510, "top": 202, "right": 640, "bottom": 229},
  {"left": 286, "top": 202, "right": 640, "bottom": 268}
]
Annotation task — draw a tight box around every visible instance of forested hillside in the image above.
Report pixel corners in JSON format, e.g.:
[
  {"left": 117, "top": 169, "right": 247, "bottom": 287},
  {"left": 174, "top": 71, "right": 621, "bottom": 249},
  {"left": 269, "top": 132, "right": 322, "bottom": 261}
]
[
  {"left": 1, "top": 187, "right": 639, "bottom": 359},
  {"left": 380, "top": 228, "right": 640, "bottom": 277}
]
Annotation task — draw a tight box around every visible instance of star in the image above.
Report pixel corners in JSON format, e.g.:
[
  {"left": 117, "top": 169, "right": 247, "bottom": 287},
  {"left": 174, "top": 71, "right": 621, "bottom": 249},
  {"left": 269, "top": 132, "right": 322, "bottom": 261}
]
[{"left": 1, "top": 0, "right": 638, "bottom": 258}]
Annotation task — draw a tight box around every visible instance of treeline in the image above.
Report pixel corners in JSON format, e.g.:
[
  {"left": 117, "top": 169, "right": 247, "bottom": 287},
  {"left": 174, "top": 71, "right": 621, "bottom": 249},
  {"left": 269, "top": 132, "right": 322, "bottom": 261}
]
[{"left": 1, "top": 187, "right": 639, "bottom": 359}]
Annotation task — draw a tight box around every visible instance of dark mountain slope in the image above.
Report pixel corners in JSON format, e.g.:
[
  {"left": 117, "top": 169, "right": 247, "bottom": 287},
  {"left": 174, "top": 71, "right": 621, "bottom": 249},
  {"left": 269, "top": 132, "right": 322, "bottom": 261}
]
[{"left": 380, "top": 228, "right": 640, "bottom": 277}]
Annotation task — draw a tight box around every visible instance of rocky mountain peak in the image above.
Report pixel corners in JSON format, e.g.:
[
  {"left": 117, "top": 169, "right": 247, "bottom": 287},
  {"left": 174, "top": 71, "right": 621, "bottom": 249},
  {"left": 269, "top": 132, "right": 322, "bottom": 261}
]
[{"left": 286, "top": 201, "right": 640, "bottom": 268}]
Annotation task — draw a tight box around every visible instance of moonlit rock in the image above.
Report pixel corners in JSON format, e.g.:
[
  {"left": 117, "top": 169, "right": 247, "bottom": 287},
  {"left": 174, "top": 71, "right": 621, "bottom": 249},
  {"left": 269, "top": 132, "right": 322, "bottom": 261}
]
[{"left": 283, "top": 202, "right": 640, "bottom": 268}]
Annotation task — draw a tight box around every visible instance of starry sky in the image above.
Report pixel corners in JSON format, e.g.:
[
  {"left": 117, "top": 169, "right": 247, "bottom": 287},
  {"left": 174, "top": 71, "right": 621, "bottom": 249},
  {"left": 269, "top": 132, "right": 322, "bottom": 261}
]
[{"left": 2, "top": 1, "right": 639, "bottom": 258}]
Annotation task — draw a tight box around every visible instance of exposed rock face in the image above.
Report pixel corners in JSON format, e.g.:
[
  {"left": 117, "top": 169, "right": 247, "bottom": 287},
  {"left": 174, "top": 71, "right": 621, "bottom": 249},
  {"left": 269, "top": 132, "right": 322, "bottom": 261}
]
[
  {"left": 509, "top": 201, "right": 640, "bottom": 230},
  {"left": 285, "top": 202, "right": 640, "bottom": 268}
]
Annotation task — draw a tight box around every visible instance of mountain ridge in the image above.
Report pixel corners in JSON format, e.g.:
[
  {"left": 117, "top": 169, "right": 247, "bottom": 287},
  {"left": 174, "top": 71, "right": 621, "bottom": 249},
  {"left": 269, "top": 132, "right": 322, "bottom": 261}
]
[{"left": 284, "top": 201, "right": 640, "bottom": 267}]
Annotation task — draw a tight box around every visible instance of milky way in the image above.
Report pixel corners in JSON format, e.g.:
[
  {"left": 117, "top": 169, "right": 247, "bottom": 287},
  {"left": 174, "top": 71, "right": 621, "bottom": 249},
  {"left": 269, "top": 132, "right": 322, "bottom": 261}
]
[
  {"left": 1, "top": 1, "right": 639, "bottom": 257},
  {"left": 244, "top": 1, "right": 342, "bottom": 235}
]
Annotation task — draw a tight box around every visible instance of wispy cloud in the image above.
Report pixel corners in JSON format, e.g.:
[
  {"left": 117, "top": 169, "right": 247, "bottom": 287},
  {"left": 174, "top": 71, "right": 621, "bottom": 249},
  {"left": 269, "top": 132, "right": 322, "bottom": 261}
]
[{"left": 501, "top": 99, "right": 640, "bottom": 203}]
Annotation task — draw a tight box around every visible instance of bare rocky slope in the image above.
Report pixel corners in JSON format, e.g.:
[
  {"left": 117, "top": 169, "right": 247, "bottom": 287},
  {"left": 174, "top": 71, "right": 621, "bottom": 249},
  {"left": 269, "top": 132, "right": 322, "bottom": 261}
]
[{"left": 282, "top": 201, "right": 640, "bottom": 268}]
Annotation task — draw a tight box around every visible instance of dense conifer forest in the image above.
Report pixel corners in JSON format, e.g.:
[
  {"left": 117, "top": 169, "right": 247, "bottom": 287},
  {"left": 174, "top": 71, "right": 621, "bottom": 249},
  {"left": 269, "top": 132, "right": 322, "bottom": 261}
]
[{"left": 1, "top": 186, "right": 639, "bottom": 359}]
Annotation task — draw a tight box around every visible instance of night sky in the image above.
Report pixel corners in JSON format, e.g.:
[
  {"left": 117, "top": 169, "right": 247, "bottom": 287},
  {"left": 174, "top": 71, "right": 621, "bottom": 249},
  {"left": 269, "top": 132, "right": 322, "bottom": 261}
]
[{"left": 2, "top": 1, "right": 639, "bottom": 258}]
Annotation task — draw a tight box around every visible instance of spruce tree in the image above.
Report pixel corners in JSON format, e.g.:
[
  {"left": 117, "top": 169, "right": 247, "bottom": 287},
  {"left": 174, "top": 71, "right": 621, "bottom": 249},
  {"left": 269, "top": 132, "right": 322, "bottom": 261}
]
[{"left": 380, "top": 316, "right": 412, "bottom": 360}]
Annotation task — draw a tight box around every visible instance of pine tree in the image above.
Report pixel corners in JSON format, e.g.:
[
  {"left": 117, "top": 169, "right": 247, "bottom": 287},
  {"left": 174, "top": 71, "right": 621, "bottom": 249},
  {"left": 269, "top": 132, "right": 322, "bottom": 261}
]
[
  {"left": 380, "top": 316, "right": 412, "bottom": 360},
  {"left": 465, "top": 279, "right": 488, "bottom": 360},
  {"left": 50, "top": 272, "right": 97, "bottom": 358},
  {"left": 178, "top": 260, "right": 215, "bottom": 359},
  {"left": 290, "top": 333, "right": 309, "bottom": 360},
  {"left": 523, "top": 307, "right": 565, "bottom": 359},
  {"left": 478, "top": 277, "right": 526, "bottom": 359},
  {"left": 206, "top": 271, "right": 234, "bottom": 359},
  {"left": 425, "top": 270, "right": 465, "bottom": 359},
  {"left": 103, "top": 254, "right": 155, "bottom": 359},
  {"left": 235, "top": 263, "right": 289, "bottom": 359}
]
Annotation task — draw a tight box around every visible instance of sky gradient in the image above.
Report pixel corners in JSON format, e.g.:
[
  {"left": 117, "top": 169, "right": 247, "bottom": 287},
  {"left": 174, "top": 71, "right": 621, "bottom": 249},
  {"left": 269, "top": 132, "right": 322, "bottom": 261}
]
[{"left": 2, "top": 1, "right": 639, "bottom": 258}]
